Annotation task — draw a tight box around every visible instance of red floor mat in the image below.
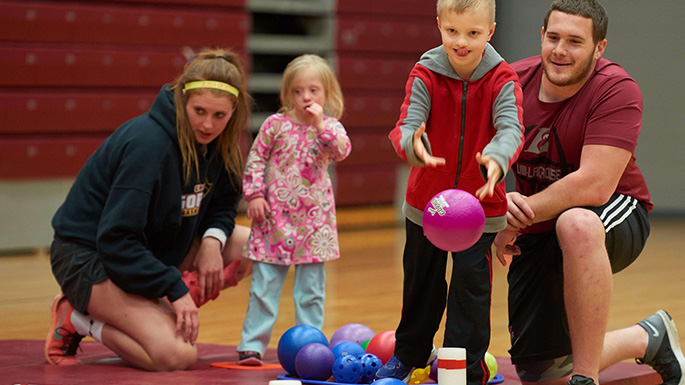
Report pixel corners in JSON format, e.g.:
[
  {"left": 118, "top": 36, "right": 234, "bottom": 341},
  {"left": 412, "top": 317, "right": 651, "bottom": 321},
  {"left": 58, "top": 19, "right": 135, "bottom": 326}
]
[{"left": 0, "top": 340, "right": 660, "bottom": 385}]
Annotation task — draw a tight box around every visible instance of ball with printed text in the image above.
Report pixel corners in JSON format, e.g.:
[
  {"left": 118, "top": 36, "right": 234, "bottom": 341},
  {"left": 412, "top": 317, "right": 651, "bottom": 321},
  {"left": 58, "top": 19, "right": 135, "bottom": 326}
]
[{"left": 423, "top": 189, "right": 485, "bottom": 252}]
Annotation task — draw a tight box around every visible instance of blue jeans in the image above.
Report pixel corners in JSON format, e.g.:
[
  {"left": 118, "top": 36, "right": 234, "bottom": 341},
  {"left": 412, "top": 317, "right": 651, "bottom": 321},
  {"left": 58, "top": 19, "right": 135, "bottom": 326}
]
[{"left": 238, "top": 261, "right": 325, "bottom": 355}]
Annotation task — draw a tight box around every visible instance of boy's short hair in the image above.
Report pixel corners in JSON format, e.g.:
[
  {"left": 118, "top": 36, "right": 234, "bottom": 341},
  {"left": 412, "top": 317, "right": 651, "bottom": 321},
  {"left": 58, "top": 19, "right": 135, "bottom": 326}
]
[
  {"left": 436, "top": 0, "right": 496, "bottom": 23},
  {"left": 544, "top": 0, "right": 608, "bottom": 43}
]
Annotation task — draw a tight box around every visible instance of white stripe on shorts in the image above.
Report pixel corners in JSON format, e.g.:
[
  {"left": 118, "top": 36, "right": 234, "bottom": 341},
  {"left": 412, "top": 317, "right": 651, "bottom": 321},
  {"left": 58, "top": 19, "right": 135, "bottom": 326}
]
[{"left": 599, "top": 194, "right": 638, "bottom": 233}]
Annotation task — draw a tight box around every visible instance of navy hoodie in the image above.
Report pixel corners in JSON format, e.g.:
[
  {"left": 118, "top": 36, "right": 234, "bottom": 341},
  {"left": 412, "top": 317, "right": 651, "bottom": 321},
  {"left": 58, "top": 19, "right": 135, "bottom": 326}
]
[{"left": 52, "top": 85, "right": 241, "bottom": 302}]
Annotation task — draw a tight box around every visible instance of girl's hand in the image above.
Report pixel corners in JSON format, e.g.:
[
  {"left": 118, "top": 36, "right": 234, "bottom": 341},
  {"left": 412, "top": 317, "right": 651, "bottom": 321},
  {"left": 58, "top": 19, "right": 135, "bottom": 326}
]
[
  {"left": 413, "top": 122, "right": 445, "bottom": 167},
  {"left": 195, "top": 237, "right": 224, "bottom": 303},
  {"left": 474, "top": 152, "right": 503, "bottom": 200},
  {"left": 170, "top": 293, "right": 199, "bottom": 345},
  {"left": 246, "top": 197, "right": 270, "bottom": 223},
  {"left": 304, "top": 102, "right": 325, "bottom": 132}
]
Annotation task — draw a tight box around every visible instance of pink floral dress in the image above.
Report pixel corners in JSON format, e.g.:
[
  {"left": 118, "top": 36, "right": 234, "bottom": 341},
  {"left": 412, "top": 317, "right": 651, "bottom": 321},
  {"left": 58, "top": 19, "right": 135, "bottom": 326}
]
[{"left": 242, "top": 113, "right": 351, "bottom": 265}]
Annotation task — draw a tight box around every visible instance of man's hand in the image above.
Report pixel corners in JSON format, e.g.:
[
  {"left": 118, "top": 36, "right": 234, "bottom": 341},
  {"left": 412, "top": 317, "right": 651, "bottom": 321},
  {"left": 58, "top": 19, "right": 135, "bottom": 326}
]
[
  {"left": 493, "top": 226, "right": 520, "bottom": 267},
  {"left": 506, "top": 192, "right": 535, "bottom": 228}
]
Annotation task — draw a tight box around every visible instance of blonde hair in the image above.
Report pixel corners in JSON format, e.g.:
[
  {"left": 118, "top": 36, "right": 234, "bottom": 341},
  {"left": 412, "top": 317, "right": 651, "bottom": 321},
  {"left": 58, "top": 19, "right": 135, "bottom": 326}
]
[
  {"left": 437, "top": 0, "right": 496, "bottom": 23},
  {"left": 172, "top": 48, "right": 251, "bottom": 184},
  {"left": 278, "top": 54, "right": 344, "bottom": 120}
]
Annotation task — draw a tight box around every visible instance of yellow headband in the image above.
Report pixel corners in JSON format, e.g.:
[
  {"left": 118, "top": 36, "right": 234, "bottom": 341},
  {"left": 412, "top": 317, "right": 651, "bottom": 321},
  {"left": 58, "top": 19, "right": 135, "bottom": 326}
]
[{"left": 184, "top": 80, "right": 239, "bottom": 98}]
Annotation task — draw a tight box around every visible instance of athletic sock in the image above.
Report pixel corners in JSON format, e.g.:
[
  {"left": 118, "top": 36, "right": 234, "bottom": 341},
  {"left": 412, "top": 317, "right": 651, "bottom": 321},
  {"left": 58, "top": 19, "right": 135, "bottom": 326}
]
[{"left": 70, "top": 309, "right": 105, "bottom": 342}]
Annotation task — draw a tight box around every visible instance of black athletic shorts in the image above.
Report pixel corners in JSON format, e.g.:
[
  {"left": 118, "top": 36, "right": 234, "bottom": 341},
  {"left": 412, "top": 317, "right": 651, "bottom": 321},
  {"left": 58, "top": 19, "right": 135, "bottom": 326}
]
[
  {"left": 507, "top": 194, "right": 650, "bottom": 365},
  {"left": 50, "top": 236, "right": 109, "bottom": 314}
]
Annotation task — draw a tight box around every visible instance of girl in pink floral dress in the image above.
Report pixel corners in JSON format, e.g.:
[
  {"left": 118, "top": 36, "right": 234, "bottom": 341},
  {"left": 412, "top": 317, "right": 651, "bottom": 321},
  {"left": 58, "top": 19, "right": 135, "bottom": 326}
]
[{"left": 236, "top": 54, "right": 351, "bottom": 365}]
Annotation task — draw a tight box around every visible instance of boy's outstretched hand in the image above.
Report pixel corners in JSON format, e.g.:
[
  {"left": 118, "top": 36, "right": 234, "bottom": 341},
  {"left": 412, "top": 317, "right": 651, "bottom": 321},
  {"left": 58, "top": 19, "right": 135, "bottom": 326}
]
[
  {"left": 474, "top": 152, "right": 502, "bottom": 200},
  {"left": 413, "top": 122, "right": 446, "bottom": 167}
]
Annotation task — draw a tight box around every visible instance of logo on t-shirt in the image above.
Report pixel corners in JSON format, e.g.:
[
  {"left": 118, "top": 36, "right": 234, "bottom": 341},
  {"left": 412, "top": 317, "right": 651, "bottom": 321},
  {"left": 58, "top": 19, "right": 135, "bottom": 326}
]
[
  {"left": 181, "top": 182, "right": 211, "bottom": 217},
  {"left": 516, "top": 124, "right": 574, "bottom": 191},
  {"left": 524, "top": 126, "right": 551, "bottom": 154}
]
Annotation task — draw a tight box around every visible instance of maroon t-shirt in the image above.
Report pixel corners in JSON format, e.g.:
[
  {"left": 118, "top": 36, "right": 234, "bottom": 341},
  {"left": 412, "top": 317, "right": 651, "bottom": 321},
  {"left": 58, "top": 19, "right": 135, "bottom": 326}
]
[{"left": 512, "top": 56, "right": 652, "bottom": 234}]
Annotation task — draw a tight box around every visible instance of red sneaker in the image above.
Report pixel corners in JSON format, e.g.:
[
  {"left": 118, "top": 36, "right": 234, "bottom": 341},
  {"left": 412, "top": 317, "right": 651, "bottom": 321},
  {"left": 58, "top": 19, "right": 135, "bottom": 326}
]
[
  {"left": 45, "top": 294, "right": 83, "bottom": 365},
  {"left": 182, "top": 259, "right": 241, "bottom": 307}
]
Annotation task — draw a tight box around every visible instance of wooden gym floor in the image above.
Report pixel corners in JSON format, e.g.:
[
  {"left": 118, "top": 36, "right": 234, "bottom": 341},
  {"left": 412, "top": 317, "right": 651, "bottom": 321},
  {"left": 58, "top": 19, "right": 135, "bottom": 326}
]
[{"left": 1, "top": 205, "right": 683, "bottom": 370}]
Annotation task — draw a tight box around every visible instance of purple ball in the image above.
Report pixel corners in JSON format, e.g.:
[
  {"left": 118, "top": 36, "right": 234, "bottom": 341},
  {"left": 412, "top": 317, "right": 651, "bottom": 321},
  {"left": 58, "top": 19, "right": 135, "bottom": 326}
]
[
  {"left": 429, "top": 357, "right": 438, "bottom": 382},
  {"left": 277, "top": 325, "right": 329, "bottom": 375},
  {"left": 295, "top": 343, "right": 334, "bottom": 381},
  {"left": 329, "top": 323, "right": 376, "bottom": 348},
  {"left": 423, "top": 189, "right": 485, "bottom": 252},
  {"left": 332, "top": 341, "right": 366, "bottom": 360}
]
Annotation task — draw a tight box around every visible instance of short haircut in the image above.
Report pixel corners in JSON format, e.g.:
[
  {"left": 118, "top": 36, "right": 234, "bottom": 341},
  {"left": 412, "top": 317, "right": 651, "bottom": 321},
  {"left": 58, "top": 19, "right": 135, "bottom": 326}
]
[
  {"left": 436, "top": 0, "right": 496, "bottom": 24},
  {"left": 544, "top": 0, "right": 608, "bottom": 43}
]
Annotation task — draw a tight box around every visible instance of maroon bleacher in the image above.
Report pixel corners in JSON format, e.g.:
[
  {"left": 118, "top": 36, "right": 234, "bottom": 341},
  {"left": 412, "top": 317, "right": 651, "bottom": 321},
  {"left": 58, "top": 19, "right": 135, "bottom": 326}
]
[
  {"left": 335, "top": 0, "right": 438, "bottom": 205},
  {"left": 0, "top": 0, "right": 248, "bottom": 180},
  {"left": 1, "top": 0, "right": 439, "bottom": 206}
]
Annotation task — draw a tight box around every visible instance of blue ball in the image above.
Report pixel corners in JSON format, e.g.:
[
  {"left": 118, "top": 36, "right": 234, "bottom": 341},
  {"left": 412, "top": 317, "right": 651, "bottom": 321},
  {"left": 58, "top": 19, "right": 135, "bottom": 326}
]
[
  {"left": 277, "top": 325, "right": 328, "bottom": 376},
  {"left": 371, "top": 378, "right": 407, "bottom": 385},
  {"left": 295, "top": 343, "right": 334, "bottom": 381},
  {"left": 332, "top": 341, "right": 366, "bottom": 360},
  {"left": 332, "top": 354, "right": 363, "bottom": 384},
  {"left": 357, "top": 353, "right": 383, "bottom": 383}
]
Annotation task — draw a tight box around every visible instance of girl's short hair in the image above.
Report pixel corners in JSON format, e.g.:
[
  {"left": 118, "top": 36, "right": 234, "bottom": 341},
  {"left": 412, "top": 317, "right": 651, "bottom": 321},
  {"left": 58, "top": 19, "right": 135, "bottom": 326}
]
[
  {"left": 172, "top": 48, "right": 251, "bottom": 184},
  {"left": 279, "top": 54, "right": 344, "bottom": 120}
]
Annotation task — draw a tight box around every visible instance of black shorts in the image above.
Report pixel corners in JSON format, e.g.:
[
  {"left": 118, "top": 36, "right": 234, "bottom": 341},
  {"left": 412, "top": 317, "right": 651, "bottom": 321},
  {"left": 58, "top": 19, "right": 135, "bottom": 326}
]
[
  {"left": 507, "top": 194, "right": 650, "bottom": 365},
  {"left": 50, "top": 236, "right": 109, "bottom": 314}
]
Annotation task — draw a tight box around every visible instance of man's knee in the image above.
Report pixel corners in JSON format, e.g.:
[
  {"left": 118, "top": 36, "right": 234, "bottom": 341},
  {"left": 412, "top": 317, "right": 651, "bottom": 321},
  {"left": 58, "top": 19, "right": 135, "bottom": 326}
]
[
  {"left": 514, "top": 355, "right": 573, "bottom": 382},
  {"left": 556, "top": 208, "right": 604, "bottom": 246}
]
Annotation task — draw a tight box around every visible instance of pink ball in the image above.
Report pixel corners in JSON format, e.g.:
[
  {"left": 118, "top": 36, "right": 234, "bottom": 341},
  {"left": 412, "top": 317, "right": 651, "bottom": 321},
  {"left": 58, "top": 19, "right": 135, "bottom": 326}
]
[{"left": 423, "top": 189, "right": 485, "bottom": 252}]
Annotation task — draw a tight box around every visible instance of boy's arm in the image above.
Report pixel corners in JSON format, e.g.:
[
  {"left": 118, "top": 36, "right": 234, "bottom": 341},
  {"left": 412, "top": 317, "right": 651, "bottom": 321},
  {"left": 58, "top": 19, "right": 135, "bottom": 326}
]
[
  {"left": 389, "top": 71, "right": 433, "bottom": 166},
  {"left": 413, "top": 123, "right": 445, "bottom": 167},
  {"left": 480, "top": 78, "right": 525, "bottom": 182}
]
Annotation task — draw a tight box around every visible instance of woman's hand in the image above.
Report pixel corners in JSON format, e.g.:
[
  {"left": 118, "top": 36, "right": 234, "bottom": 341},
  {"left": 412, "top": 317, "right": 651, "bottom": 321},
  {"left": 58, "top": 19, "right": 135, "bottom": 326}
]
[
  {"left": 195, "top": 237, "right": 224, "bottom": 303},
  {"left": 170, "top": 293, "right": 199, "bottom": 345}
]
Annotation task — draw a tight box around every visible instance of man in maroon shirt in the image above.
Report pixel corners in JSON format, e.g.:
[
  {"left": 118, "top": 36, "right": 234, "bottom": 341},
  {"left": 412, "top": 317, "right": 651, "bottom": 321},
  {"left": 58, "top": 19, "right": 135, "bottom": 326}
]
[{"left": 494, "top": 1, "right": 684, "bottom": 385}]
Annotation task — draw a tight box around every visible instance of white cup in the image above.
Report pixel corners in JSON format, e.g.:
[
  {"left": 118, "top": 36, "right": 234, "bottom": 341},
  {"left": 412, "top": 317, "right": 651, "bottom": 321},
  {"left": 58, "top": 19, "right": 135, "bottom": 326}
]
[
  {"left": 268, "top": 381, "right": 302, "bottom": 385},
  {"left": 437, "top": 347, "right": 466, "bottom": 385}
]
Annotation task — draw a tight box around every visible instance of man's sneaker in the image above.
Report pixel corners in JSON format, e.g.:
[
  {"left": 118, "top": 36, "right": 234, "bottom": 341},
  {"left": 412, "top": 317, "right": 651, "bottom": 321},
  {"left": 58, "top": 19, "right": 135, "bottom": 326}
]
[
  {"left": 375, "top": 355, "right": 416, "bottom": 382},
  {"left": 45, "top": 294, "right": 83, "bottom": 365},
  {"left": 636, "top": 310, "right": 685, "bottom": 385},
  {"left": 237, "top": 351, "right": 263, "bottom": 366},
  {"left": 182, "top": 259, "right": 241, "bottom": 308},
  {"left": 568, "top": 374, "right": 596, "bottom": 385}
]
